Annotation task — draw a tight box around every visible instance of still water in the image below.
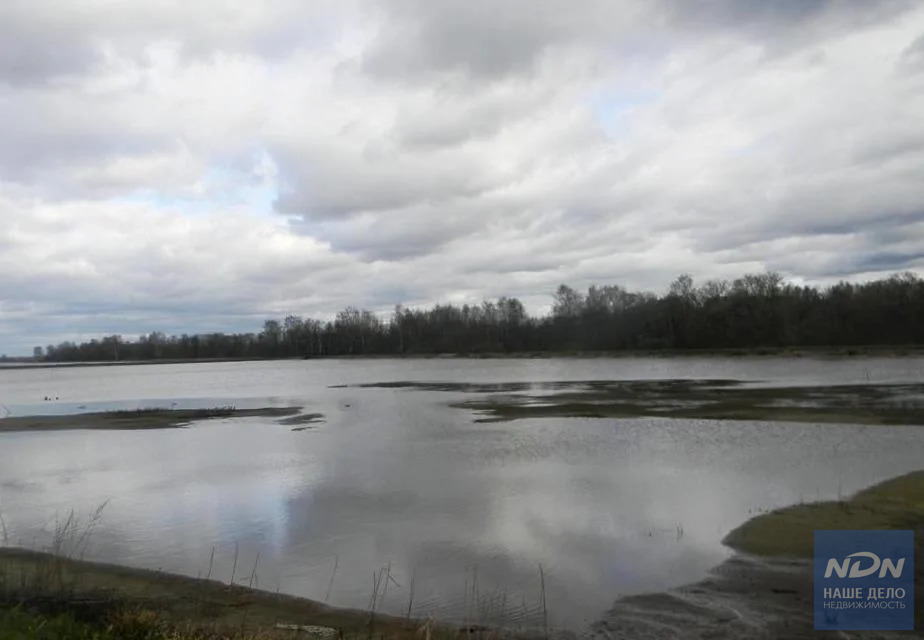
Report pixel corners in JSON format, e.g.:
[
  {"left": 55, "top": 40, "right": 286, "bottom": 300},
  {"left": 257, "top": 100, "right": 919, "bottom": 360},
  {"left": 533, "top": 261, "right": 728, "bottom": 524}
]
[{"left": 0, "top": 357, "right": 923, "bottom": 631}]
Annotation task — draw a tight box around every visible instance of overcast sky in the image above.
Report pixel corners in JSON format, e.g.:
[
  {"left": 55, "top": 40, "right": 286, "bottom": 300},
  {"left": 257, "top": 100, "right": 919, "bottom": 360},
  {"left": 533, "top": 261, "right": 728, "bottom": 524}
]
[{"left": 1, "top": 1, "right": 923, "bottom": 354}]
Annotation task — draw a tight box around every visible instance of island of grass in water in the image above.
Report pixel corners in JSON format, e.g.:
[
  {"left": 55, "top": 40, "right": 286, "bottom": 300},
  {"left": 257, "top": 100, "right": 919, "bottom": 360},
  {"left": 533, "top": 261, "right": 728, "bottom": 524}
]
[
  {"left": 0, "top": 406, "right": 322, "bottom": 432},
  {"left": 354, "top": 378, "right": 924, "bottom": 426}
]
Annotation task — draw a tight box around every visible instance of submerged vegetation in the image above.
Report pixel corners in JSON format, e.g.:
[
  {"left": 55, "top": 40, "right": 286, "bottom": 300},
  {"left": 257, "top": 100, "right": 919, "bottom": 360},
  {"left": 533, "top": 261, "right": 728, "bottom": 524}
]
[
  {"left": 359, "top": 379, "right": 924, "bottom": 427},
  {"left": 278, "top": 412, "right": 325, "bottom": 430},
  {"left": 0, "top": 406, "right": 305, "bottom": 432},
  {"left": 36, "top": 271, "right": 924, "bottom": 361}
]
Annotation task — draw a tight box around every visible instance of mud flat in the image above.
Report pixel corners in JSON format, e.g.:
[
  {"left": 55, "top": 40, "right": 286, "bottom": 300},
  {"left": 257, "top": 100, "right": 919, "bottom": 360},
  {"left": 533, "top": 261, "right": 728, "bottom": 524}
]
[{"left": 0, "top": 406, "right": 305, "bottom": 432}]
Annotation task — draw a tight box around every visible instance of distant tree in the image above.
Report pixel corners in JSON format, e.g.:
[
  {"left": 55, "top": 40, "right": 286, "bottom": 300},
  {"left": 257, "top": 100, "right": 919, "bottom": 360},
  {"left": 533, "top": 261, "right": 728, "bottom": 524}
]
[
  {"left": 40, "top": 270, "right": 924, "bottom": 361},
  {"left": 669, "top": 274, "right": 695, "bottom": 301},
  {"left": 552, "top": 285, "right": 584, "bottom": 318},
  {"left": 283, "top": 315, "right": 305, "bottom": 356},
  {"left": 262, "top": 319, "right": 282, "bottom": 355}
]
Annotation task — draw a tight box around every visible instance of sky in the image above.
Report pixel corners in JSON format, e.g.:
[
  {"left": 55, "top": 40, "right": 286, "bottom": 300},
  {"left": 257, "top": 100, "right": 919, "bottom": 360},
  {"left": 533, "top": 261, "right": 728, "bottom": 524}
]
[{"left": 1, "top": 1, "right": 924, "bottom": 355}]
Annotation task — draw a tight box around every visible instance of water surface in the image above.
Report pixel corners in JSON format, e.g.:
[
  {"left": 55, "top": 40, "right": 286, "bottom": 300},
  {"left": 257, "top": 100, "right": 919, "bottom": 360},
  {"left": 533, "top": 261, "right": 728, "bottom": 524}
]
[{"left": 1, "top": 357, "right": 922, "bottom": 631}]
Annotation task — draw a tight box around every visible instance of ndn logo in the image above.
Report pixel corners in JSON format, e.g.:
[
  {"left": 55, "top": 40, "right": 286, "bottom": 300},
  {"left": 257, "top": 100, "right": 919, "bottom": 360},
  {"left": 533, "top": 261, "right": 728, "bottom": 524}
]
[{"left": 824, "top": 552, "right": 905, "bottom": 579}]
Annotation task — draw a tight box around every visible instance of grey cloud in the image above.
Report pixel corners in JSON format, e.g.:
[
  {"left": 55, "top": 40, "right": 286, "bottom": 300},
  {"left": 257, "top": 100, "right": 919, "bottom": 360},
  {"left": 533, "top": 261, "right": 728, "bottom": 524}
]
[
  {"left": 661, "top": 0, "right": 826, "bottom": 29},
  {"left": 363, "top": 4, "right": 561, "bottom": 80},
  {"left": 0, "top": 1, "right": 340, "bottom": 86},
  {"left": 316, "top": 226, "right": 458, "bottom": 262},
  {"left": 864, "top": 220, "right": 924, "bottom": 247},
  {"left": 294, "top": 200, "right": 488, "bottom": 260},
  {"left": 660, "top": 0, "right": 915, "bottom": 35},
  {"left": 0, "top": 82, "right": 175, "bottom": 191},
  {"left": 715, "top": 183, "right": 924, "bottom": 252},
  {"left": 772, "top": 249, "right": 924, "bottom": 282},
  {"left": 393, "top": 84, "right": 554, "bottom": 149},
  {"left": 362, "top": 0, "right": 917, "bottom": 83},
  {"left": 851, "top": 134, "right": 924, "bottom": 168},
  {"left": 271, "top": 141, "right": 510, "bottom": 220},
  {"left": 899, "top": 33, "right": 924, "bottom": 72},
  {"left": 707, "top": 216, "right": 924, "bottom": 283},
  {"left": 363, "top": 1, "right": 542, "bottom": 79},
  {"left": 849, "top": 250, "right": 924, "bottom": 275},
  {"left": 0, "top": 31, "right": 99, "bottom": 87},
  {"left": 2, "top": 1, "right": 924, "bottom": 353}
]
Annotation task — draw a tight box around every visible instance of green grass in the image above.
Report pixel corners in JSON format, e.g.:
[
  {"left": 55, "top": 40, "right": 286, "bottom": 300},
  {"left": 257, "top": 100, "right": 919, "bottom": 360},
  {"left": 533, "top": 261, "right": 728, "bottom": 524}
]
[
  {"left": 0, "top": 607, "right": 108, "bottom": 640},
  {"left": 722, "top": 470, "right": 924, "bottom": 627},
  {"left": 723, "top": 470, "right": 924, "bottom": 558},
  {"left": 0, "top": 607, "right": 165, "bottom": 640},
  {"left": 0, "top": 549, "right": 494, "bottom": 640},
  {"left": 0, "top": 605, "right": 284, "bottom": 640}
]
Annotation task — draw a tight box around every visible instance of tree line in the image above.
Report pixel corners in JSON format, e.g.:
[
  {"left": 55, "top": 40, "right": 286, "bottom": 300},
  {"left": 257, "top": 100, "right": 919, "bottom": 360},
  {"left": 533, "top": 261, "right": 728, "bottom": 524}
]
[{"left": 40, "top": 271, "right": 924, "bottom": 361}]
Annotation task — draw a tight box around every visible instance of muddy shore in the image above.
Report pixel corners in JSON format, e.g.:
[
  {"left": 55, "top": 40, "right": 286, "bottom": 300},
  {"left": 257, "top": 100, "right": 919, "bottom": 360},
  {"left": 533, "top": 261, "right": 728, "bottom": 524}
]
[
  {"left": 0, "top": 406, "right": 304, "bottom": 432},
  {"left": 594, "top": 471, "right": 924, "bottom": 638}
]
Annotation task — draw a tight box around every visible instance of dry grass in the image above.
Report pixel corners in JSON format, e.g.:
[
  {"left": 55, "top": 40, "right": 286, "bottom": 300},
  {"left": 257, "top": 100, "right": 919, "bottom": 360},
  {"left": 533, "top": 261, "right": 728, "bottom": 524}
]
[
  {"left": 0, "top": 502, "right": 544, "bottom": 640},
  {"left": 0, "top": 547, "right": 544, "bottom": 640}
]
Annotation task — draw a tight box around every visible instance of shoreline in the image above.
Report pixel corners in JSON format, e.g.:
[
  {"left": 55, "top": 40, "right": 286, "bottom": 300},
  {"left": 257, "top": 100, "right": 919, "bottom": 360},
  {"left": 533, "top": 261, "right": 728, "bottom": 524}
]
[
  {"left": 3, "top": 472, "right": 921, "bottom": 638},
  {"left": 0, "top": 548, "right": 463, "bottom": 640},
  {"left": 3, "top": 344, "right": 924, "bottom": 371},
  {"left": 597, "top": 470, "right": 924, "bottom": 638}
]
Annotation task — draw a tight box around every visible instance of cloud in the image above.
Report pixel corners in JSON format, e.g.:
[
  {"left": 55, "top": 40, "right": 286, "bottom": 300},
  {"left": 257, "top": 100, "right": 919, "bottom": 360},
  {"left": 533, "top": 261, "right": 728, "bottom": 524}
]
[
  {"left": 0, "top": 0, "right": 346, "bottom": 84},
  {"left": 899, "top": 32, "right": 924, "bottom": 72},
  {"left": 1, "top": 0, "right": 924, "bottom": 353}
]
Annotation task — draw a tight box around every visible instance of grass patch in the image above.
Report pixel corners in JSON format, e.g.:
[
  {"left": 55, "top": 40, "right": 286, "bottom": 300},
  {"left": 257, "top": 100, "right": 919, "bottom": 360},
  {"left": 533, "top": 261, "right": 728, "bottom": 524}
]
[
  {"left": 0, "top": 606, "right": 218, "bottom": 640},
  {"left": 0, "top": 604, "right": 363, "bottom": 639},
  {"left": 0, "top": 550, "right": 468, "bottom": 640},
  {"left": 722, "top": 471, "right": 924, "bottom": 626},
  {"left": 0, "top": 607, "right": 111, "bottom": 640},
  {"left": 277, "top": 413, "right": 325, "bottom": 429},
  {"left": 351, "top": 379, "right": 924, "bottom": 427},
  {"left": 723, "top": 471, "right": 924, "bottom": 558},
  {"left": 0, "top": 407, "right": 303, "bottom": 432}
]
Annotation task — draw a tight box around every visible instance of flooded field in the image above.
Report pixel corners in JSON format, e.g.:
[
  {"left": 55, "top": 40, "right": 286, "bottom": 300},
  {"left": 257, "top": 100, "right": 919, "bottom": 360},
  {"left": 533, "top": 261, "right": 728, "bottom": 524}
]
[{"left": 0, "top": 357, "right": 922, "bottom": 633}]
